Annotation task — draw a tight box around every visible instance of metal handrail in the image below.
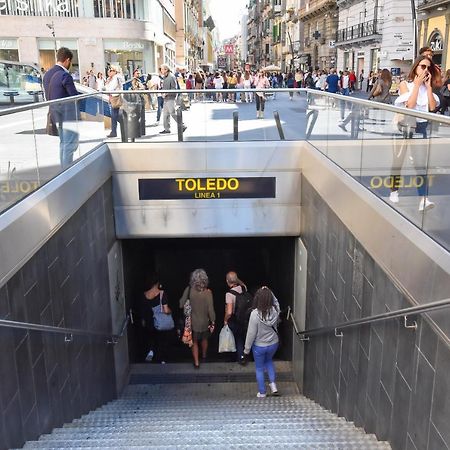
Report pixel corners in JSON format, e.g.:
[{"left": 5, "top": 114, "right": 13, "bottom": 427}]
[
  {"left": 305, "top": 89, "right": 450, "bottom": 125},
  {"left": 288, "top": 298, "right": 450, "bottom": 339},
  {"left": 2, "top": 87, "right": 449, "bottom": 127},
  {"left": 0, "top": 314, "right": 130, "bottom": 344}
]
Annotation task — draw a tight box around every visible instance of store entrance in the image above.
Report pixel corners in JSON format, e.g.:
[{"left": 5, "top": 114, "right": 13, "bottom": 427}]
[{"left": 123, "top": 237, "right": 296, "bottom": 364}]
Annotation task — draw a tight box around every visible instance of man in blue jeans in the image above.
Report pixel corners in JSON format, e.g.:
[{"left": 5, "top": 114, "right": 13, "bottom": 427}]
[{"left": 43, "top": 47, "right": 79, "bottom": 169}]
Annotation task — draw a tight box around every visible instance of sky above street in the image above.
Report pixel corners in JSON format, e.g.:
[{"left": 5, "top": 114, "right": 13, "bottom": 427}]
[{"left": 209, "top": 0, "right": 248, "bottom": 40}]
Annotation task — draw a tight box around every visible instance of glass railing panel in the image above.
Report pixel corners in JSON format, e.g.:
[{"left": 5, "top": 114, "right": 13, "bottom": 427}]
[
  {"left": 76, "top": 94, "right": 106, "bottom": 159},
  {"left": 0, "top": 109, "right": 39, "bottom": 213},
  {"left": 359, "top": 103, "right": 431, "bottom": 228},
  {"left": 422, "top": 117, "right": 450, "bottom": 249},
  {"left": 305, "top": 90, "right": 330, "bottom": 155}
]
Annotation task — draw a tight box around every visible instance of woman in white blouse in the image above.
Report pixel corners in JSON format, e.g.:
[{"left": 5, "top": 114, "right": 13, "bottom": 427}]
[
  {"left": 391, "top": 56, "right": 440, "bottom": 211},
  {"left": 105, "top": 65, "right": 124, "bottom": 138}
]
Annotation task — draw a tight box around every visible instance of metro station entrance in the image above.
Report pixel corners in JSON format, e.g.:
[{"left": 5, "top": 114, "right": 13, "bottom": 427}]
[{"left": 122, "top": 237, "right": 296, "bottom": 364}]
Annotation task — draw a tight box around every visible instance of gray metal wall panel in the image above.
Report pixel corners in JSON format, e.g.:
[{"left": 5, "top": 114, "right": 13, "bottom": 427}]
[
  {"left": 110, "top": 142, "right": 303, "bottom": 238},
  {"left": 114, "top": 205, "right": 301, "bottom": 238}
]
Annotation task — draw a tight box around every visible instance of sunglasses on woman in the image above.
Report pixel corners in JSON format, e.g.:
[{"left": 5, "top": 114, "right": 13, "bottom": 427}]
[{"left": 419, "top": 64, "right": 430, "bottom": 70}]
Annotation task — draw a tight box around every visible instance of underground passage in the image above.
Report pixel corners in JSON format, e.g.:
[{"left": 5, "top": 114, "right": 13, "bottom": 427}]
[{"left": 122, "top": 236, "right": 296, "bottom": 364}]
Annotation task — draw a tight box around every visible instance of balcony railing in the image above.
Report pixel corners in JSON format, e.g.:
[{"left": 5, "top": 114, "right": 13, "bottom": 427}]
[{"left": 336, "top": 19, "right": 380, "bottom": 43}]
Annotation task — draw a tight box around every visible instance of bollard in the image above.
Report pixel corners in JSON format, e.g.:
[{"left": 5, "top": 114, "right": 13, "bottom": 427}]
[
  {"left": 177, "top": 108, "right": 183, "bottom": 142},
  {"left": 273, "top": 110, "right": 285, "bottom": 140},
  {"left": 233, "top": 111, "right": 239, "bottom": 141}
]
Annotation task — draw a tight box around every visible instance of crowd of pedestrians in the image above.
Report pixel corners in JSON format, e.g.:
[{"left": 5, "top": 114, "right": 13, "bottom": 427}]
[{"left": 139, "top": 269, "right": 281, "bottom": 399}]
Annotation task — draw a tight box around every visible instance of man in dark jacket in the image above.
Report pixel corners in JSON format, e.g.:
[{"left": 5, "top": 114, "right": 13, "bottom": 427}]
[{"left": 43, "top": 47, "right": 79, "bottom": 169}]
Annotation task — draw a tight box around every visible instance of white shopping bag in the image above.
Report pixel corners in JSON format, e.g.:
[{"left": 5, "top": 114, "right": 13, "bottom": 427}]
[{"left": 218, "top": 325, "right": 236, "bottom": 353}]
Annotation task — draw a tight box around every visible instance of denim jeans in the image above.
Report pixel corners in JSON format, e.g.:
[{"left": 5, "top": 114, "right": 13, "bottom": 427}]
[
  {"left": 228, "top": 321, "right": 245, "bottom": 361},
  {"left": 157, "top": 96, "right": 164, "bottom": 122},
  {"left": 111, "top": 107, "right": 120, "bottom": 136},
  {"left": 59, "top": 124, "right": 79, "bottom": 169},
  {"left": 252, "top": 342, "right": 278, "bottom": 394}
]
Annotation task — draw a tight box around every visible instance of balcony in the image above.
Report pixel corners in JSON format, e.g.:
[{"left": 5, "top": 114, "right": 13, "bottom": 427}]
[
  {"left": 299, "top": 0, "right": 336, "bottom": 20},
  {"left": 418, "top": 0, "right": 450, "bottom": 11},
  {"left": 335, "top": 19, "right": 382, "bottom": 46}
]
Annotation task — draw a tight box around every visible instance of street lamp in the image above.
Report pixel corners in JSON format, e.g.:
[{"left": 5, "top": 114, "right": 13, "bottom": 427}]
[{"left": 46, "top": 21, "right": 57, "bottom": 62}]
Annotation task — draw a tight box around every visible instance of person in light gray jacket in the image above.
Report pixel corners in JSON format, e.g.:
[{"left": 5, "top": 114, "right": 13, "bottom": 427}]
[{"left": 244, "top": 286, "right": 280, "bottom": 398}]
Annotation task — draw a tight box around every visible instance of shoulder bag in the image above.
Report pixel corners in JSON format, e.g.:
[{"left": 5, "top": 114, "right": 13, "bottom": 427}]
[
  {"left": 152, "top": 291, "right": 175, "bottom": 331},
  {"left": 371, "top": 80, "right": 383, "bottom": 98}
]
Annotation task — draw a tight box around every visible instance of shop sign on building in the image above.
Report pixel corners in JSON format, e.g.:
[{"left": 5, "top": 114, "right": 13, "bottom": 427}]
[
  {"left": 0, "top": 0, "right": 72, "bottom": 14},
  {"left": 0, "top": 39, "right": 17, "bottom": 49},
  {"left": 430, "top": 32, "right": 443, "bottom": 51},
  {"left": 224, "top": 44, "right": 234, "bottom": 54}
]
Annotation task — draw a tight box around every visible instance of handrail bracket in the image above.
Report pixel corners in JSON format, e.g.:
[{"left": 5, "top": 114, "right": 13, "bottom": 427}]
[{"left": 403, "top": 315, "right": 418, "bottom": 330}]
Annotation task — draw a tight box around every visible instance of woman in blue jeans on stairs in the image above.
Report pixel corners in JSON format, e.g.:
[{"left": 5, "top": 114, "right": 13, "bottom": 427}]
[{"left": 244, "top": 286, "right": 280, "bottom": 398}]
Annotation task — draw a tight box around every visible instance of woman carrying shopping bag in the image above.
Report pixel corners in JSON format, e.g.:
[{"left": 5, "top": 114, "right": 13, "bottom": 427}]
[{"left": 244, "top": 286, "right": 280, "bottom": 398}]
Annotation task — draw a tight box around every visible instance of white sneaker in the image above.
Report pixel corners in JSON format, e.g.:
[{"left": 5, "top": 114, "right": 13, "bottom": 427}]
[
  {"left": 419, "top": 197, "right": 435, "bottom": 212},
  {"left": 256, "top": 392, "right": 266, "bottom": 398},
  {"left": 269, "top": 382, "right": 279, "bottom": 396},
  {"left": 389, "top": 191, "right": 399, "bottom": 204},
  {"left": 145, "top": 350, "right": 154, "bottom": 362}
]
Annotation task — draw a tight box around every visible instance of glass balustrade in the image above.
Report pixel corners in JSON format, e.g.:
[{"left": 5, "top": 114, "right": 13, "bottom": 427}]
[{"left": 0, "top": 88, "right": 449, "bottom": 251}]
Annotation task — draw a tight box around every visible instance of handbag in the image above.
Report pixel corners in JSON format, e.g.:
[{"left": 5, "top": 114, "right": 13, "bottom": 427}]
[
  {"left": 372, "top": 81, "right": 382, "bottom": 98},
  {"left": 181, "top": 289, "right": 193, "bottom": 347},
  {"left": 152, "top": 292, "right": 174, "bottom": 331},
  {"left": 393, "top": 112, "right": 416, "bottom": 130},
  {"left": 110, "top": 94, "right": 122, "bottom": 109},
  {"left": 46, "top": 111, "right": 58, "bottom": 136}
]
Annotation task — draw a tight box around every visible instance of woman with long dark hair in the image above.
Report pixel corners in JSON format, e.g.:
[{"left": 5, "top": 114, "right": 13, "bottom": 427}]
[
  {"left": 368, "top": 68, "right": 392, "bottom": 103},
  {"left": 390, "top": 56, "right": 441, "bottom": 211},
  {"left": 244, "top": 286, "right": 280, "bottom": 398}
]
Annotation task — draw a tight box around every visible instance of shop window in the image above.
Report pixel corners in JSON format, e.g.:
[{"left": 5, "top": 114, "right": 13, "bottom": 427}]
[
  {"left": 0, "top": 49, "right": 19, "bottom": 61},
  {"left": 370, "top": 48, "right": 380, "bottom": 72}
]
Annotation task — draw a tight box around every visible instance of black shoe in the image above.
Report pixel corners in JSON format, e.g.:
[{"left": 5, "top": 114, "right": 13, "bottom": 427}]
[
  {"left": 159, "top": 130, "right": 170, "bottom": 134},
  {"left": 182, "top": 125, "right": 187, "bottom": 132},
  {"left": 193, "top": 363, "right": 200, "bottom": 369},
  {"left": 107, "top": 133, "right": 117, "bottom": 138}
]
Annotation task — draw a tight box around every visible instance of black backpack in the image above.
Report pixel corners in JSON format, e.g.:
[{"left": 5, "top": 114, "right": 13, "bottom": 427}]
[{"left": 229, "top": 287, "right": 253, "bottom": 327}]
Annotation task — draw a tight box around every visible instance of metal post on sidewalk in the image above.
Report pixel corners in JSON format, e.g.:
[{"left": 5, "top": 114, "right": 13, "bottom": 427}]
[
  {"left": 177, "top": 108, "right": 183, "bottom": 142},
  {"left": 233, "top": 111, "right": 239, "bottom": 141},
  {"left": 273, "top": 111, "right": 285, "bottom": 140}
]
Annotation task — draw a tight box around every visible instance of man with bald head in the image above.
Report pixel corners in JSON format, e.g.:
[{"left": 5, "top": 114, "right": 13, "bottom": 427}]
[{"left": 224, "top": 271, "right": 249, "bottom": 364}]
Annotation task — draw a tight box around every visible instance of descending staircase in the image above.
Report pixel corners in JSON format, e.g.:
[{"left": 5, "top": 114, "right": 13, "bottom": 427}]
[{"left": 19, "top": 362, "right": 391, "bottom": 449}]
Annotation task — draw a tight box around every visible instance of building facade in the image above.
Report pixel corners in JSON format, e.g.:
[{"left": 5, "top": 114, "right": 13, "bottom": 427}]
[
  {"left": 284, "top": 0, "right": 302, "bottom": 70},
  {"left": 175, "top": 0, "right": 203, "bottom": 71},
  {"left": 299, "top": 0, "right": 338, "bottom": 70},
  {"left": 0, "top": 0, "right": 176, "bottom": 79},
  {"left": 336, "top": 0, "right": 414, "bottom": 78},
  {"left": 418, "top": 0, "right": 450, "bottom": 70}
]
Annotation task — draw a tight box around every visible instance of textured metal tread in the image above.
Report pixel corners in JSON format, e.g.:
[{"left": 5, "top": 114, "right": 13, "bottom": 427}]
[
  {"left": 22, "top": 441, "right": 391, "bottom": 450},
  {"left": 129, "top": 372, "right": 294, "bottom": 384}
]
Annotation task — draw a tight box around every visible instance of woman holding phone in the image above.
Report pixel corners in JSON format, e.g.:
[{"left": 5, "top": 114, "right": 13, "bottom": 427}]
[{"left": 391, "top": 56, "right": 440, "bottom": 211}]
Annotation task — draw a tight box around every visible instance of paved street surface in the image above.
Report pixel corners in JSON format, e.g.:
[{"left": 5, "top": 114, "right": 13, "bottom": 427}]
[{"left": 0, "top": 90, "right": 449, "bottom": 248}]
